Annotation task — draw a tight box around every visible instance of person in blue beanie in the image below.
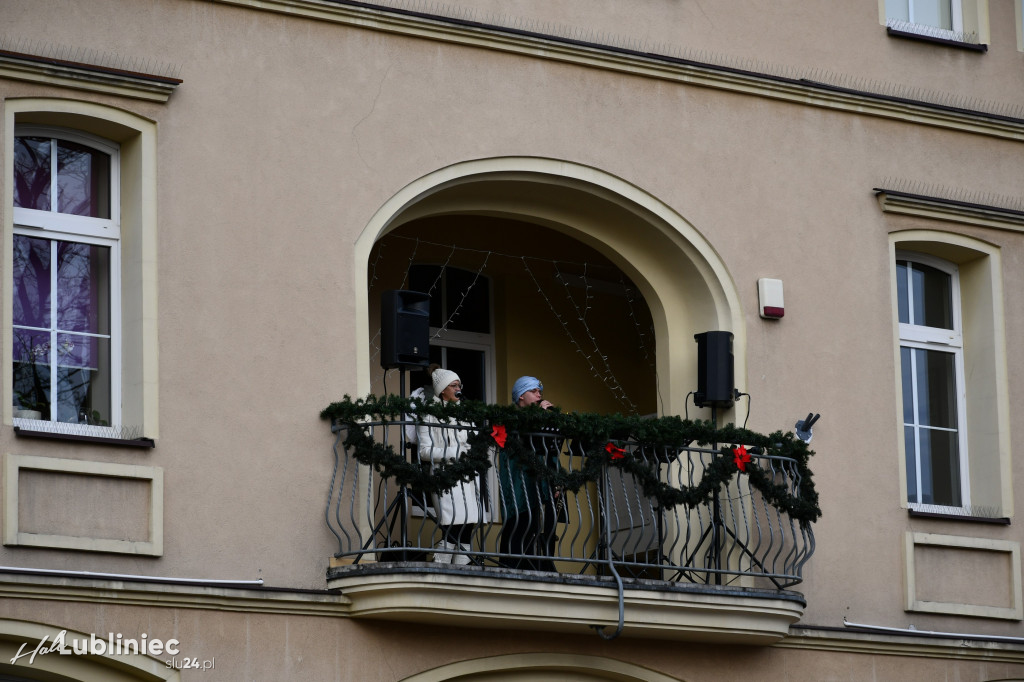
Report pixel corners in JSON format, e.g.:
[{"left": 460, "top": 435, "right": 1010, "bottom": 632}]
[{"left": 498, "top": 376, "right": 560, "bottom": 571}]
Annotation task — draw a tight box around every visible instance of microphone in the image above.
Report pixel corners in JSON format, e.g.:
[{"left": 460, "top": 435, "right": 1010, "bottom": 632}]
[{"left": 454, "top": 391, "right": 464, "bottom": 400}]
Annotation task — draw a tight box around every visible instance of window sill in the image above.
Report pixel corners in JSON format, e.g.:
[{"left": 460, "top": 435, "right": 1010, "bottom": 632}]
[
  {"left": 886, "top": 26, "right": 988, "bottom": 52},
  {"left": 908, "top": 508, "right": 1009, "bottom": 525},
  {"left": 13, "top": 425, "right": 155, "bottom": 449}
]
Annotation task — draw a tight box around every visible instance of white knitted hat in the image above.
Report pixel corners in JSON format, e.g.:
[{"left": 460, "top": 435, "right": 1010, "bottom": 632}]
[{"left": 431, "top": 368, "right": 461, "bottom": 396}]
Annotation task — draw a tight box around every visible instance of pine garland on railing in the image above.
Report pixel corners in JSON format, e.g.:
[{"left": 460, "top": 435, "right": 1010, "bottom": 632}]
[{"left": 321, "top": 394, "right": 821, "bottom": 526}]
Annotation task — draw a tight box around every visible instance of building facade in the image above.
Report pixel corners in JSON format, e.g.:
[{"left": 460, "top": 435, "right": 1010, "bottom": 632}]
[{"left": 1, "top": 0, "right": 1023, "bottom": 679}]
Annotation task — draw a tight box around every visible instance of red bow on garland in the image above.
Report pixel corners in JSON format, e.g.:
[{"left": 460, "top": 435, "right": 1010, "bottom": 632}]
[
  {"left": 490, "top": 424, "right": 507, "bottom": 448},
  {"left": 732, "top": 445, "right": 751, "bottom": 472},
  {"left": 605, "top": 442, "right": 627, "bottom": 461}
]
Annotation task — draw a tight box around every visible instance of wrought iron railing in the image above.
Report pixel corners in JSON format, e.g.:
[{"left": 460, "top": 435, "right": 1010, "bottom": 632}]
[{"left": 327, "top": 418, "right": 815, "bottom": 589}]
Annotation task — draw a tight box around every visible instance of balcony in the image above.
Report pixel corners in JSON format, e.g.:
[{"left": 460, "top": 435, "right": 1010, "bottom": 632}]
[{"left": 323, "top": 397, "right": 818, "bottom": 643}]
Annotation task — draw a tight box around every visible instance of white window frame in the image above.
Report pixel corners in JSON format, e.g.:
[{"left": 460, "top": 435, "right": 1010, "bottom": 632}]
[
  {"left": 429, "top": 332, "right": 496, "bottom": 404},
  {"left": 897, "top": 250, "right": 970, "bottom": 512},
  {"left": 12, "top": 126, "right": 122, "bottom": 435},
  {"left": 885, "top": 0, "right": 966, "bottom": 40},
  {"left": 1017, "top": 0, "right": 1024, "bottom": 51}
]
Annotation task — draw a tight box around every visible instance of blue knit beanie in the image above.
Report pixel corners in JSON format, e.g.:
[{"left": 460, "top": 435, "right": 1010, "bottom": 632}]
[{"left": 512, "top": 376, "right": 543, "bottom": 404}]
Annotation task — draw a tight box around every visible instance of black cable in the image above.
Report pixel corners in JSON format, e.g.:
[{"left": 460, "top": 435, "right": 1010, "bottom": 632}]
[{"left": 735, "top": 392, "right": 751, "bottom": 429}]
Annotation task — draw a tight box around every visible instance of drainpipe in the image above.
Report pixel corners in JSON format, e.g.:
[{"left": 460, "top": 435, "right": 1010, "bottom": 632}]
[
  {"left": 843, "top": 618, "right": 1024, "bottom": 645},
  {"left": 0, "top": 566, "right": 264, "bottom": 588}
]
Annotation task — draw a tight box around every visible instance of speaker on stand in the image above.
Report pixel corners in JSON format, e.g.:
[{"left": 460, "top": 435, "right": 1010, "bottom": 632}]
[
  {"left": 378, "top": 290, "right": 431, "bottom": 560},
  {"left": 692, "top": 330, "right": 737, "bottom": 585}
]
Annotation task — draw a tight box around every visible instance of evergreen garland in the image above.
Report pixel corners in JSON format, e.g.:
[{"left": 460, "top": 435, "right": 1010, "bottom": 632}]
[{"left": 322, "top": 394, "right": 821, "bottom": 526}]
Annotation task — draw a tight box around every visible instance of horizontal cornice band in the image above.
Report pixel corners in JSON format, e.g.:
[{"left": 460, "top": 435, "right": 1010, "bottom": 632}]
[
  {"left": 783, "top": 626, "right": 1024, "bottom": 665},
  {"left": 2, "top": 571, "right": 1021, "bottom": 664},
  {"left": 0, "top": 572, "right": 350, "bottom": 616},
  {"left": 875, "top": 189, "right": 1024, "bottom": 233},
  {"left": 0, "top": 51, "right": 181, "bottom": 103},
  {"left": 212, "top": 0, "right": 1024, "bottom": 143}
]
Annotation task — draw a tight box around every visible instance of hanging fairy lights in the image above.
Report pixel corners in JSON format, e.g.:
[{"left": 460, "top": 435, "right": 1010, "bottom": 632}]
[{"left": 368, "top": 234, "right": 656, "bottom": 413}]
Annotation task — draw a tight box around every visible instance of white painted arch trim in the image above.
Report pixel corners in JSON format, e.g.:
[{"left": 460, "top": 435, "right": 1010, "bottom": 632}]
[
  {"left": 0, "top": 618, "right": 179, "bottom": 681},
  {"left": 353, "top": 156, "right": 745, "bottom": 416},
  {"left": 398, "top": 652, "right": 682, "bottom": 682}
]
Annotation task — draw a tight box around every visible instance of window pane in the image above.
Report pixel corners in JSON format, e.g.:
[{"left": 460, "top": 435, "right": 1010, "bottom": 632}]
[
  {"left": 919, "top": 427, "right": 961, "bottom": 506},
  {"left": 444, "top": 267, "right": 490, "bottom": 333},
  {"left": 444, "top": 347, "right": 486, "bottom": 402},
  {"left": 900, "top": 346, "right": 914, "bottom": 423},
  {"left": 409, "top": 264, "right": 443, "bottom": 328},
  {"left": 56, "top": 242, "right": 110, "bottom": 334},
  {"left": 57, "top": 140, "right": 110, "bottom": 218},
  {"left": 908, "top": 261, "right": 953, "bottom": 329},
  {"left": 886, "top": 0, "right": 910, "bottom": 22},
  {"left": 905, "top": 425, "right": 918, "bottom": 503},
  {"left": 13, "top": 137, "right": 51, "bottom": 211},
  {"left": 12, "top": 328, "right": 51, "bottom": 419},
  {"left": 13, "top": 235, "right": 51, "bottom": 328},
  {"left": 12, "top": 236, "right": 113, "bottom": 426},
  {"left": 56, "top": 333, "right": 110, "bottom": 424},
  {"left": 913, "top": 0, "right": 953, "bottom": 29},
  {"left": 896, "top": 261, "right": 910, "bottom": 324},
  {"left": 914, "top": 348, "right": 957, "bottom": 428}
]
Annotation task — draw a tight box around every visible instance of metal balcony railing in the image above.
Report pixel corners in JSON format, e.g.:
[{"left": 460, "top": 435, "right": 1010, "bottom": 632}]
[{"left": 327, "top": 416, "right": 815, "bottom": 590}]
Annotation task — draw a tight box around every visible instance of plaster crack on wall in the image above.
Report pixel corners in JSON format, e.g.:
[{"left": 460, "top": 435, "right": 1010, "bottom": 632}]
[{"left": 352, "top": 64, "right": 394, "bottom": 170}]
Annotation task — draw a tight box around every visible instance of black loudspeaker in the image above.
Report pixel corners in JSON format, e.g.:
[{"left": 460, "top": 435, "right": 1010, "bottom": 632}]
[
  {"left": 694, "top": 331, "right": 735, "bottom": 408},
  {"left": 381, "top": 290, "right": 430, "bottom": 369}
]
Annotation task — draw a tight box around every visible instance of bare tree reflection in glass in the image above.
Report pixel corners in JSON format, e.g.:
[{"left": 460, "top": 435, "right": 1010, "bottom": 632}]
[
  {"left": 11, "top": 235, "right": 110, "bottom": 424},
  {"left": 13, "top": 137, "right": 51, "bottom": 211},
  {"left": 57, "top": 140, "right": 110, "bottom": 218}
]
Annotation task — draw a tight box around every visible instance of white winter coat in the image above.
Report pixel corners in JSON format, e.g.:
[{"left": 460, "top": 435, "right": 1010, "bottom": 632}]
[{"left": 416, "top": 400, "right": 489, "bottom": 526}]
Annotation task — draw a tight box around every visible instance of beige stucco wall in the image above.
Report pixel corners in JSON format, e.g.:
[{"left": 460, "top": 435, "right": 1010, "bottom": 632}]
[{"left": 1, "top": 0, "right": 1023, "bottom": 677}]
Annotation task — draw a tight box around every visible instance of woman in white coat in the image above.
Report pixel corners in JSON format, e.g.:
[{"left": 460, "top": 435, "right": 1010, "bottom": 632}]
[{"left": 416, "top": 368, "right": 488, "bottom": 564}]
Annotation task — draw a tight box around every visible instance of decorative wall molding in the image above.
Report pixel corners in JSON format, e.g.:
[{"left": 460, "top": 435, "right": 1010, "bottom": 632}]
[
  {"left": 3, "top": 454, "right": 164, "bottom": 556},
  {"left": 903, "top": 532, "right": 1023, "bottom": 621},
  {"left": 876, "top": 189, "right": 1024, "bottom": 233},
  {"left": 0, "top": 50, "right": 181, "bottom": 103}
]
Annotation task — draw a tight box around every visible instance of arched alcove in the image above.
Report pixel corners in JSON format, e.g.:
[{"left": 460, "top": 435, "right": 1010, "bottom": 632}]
[{"left": 354, "top": 157, "right": 745, "bottom": 418}]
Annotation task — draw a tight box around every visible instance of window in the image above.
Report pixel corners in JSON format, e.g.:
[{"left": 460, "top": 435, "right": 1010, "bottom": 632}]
[
  {"left": 12, "top": 128, "right": 120, "bottom": 431},
  {"left": 896, "top": 253, "right": 969, "bottom": 510},
  {"left": 5, "top": 100, "right": 158, "bottom": 440},
  {"left": 408, "top": 264, "right": 494, "bottom": 403},
  {"left": 889, "top": 232, "right": 1011, "bottom": 519}
]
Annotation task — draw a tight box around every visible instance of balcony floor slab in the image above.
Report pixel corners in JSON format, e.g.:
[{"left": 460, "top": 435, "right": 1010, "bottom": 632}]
[{"left": 327, "top": 562, "right": 805, "bottom": 644}]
